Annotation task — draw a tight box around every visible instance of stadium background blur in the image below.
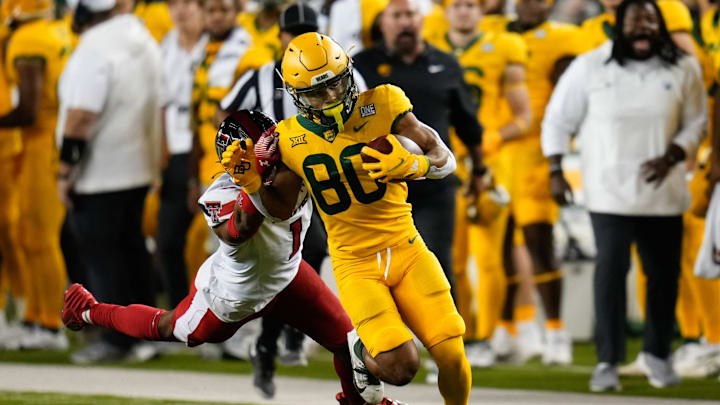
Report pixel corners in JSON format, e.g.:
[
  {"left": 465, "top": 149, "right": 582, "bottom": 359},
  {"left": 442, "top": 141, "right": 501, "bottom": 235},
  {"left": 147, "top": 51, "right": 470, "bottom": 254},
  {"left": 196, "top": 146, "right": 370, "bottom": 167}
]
[{"left": 0, "top": 0, "right": 719, "bottom": 401}]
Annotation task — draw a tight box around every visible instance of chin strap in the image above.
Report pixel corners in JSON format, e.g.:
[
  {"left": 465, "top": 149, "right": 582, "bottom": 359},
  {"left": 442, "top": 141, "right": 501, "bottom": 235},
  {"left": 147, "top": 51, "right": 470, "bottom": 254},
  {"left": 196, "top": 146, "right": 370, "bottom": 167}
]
[{"left": 323, "top": 103, "right": 345, "bottom": 132}]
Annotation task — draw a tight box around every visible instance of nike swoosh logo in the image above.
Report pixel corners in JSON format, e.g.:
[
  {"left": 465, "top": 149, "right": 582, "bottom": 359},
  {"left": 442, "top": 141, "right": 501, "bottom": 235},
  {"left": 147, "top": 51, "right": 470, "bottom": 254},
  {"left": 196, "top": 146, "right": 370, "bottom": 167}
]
[
  {"left": 353, "top": 121, "right": 369, "bottom": 132},
  {"left": 409, "top": 235, "right": 418, "bottom": 244}
]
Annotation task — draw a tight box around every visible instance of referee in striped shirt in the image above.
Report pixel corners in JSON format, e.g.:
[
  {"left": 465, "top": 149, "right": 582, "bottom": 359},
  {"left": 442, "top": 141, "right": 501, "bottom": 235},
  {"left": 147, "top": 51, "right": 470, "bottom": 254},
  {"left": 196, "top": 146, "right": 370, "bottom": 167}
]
[{"left": 215, "top": 3, "right": 366, "bottom": 399}]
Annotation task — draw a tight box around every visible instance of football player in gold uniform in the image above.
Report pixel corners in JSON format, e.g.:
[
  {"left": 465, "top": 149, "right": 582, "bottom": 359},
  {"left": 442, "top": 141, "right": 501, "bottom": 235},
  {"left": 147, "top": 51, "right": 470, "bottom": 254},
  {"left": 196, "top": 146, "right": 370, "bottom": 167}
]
[
  {"left": 503, "top": 0, "right": 585, "bottom": 365},
  {"left": 0, "top": 23, "right": 25, "bottom": 331},
  {"left": 236, "top": 0, "right": 283, "bottom": 62},
  {"left": 0, "top": 0, "right": 70, "bottom": 348},
  {"left": 226, "top": 33, "right": 473, "bottom": 405},
  {"left": 428, "top": 0, "right": 533, "bottom": 367}
]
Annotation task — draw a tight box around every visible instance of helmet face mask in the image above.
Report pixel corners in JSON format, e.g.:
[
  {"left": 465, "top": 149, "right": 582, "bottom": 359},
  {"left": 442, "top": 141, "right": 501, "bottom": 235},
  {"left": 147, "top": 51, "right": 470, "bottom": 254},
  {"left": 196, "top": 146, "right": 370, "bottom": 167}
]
[
  {"left": 287, "top": 65, "right": 358, "bottom": 129},
  {"left": 282, "top": 33, "right": 359, "bottom": 131}
]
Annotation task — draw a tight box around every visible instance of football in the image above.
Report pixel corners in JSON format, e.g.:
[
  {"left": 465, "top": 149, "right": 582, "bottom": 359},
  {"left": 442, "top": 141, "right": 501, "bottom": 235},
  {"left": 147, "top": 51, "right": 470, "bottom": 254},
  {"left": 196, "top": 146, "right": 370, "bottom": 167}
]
[{"left": 361, "top": 135, "right": 423, "bottom": 164}]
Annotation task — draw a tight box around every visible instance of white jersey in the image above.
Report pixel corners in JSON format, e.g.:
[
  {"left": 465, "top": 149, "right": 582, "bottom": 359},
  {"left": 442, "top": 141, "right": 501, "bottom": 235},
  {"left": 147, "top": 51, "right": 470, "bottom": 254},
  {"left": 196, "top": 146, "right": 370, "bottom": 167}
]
[{"left": 196, "top": 173, "right": 312, "bottom": 323}]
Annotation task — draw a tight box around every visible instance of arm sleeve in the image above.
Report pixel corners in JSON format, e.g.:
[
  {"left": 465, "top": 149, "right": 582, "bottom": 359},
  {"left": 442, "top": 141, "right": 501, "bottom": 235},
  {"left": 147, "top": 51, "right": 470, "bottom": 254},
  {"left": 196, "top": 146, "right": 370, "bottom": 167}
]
[
  {"left": 673, "top": 57, "right": 708, "bottom": 157},
  {"left": 220, "top": 69, "right": 258, "bottom": 112},
  {"left": 384, "top": 84, "right": 414, "bottom": 133},
  {"left": 503, "top": 33, "right": 528, "bottom": 66},
  {"left": 61, "top": 50, "right": 110, "bottom": 113},
  {"left": 541, "top": 55, "right": 589, "bottom": 157},
  {"left": 5, "top": 28, "right": 50, "bottom": 83},
  {"left": 447, "top": 59, "right": 483, "bottom": 148}
]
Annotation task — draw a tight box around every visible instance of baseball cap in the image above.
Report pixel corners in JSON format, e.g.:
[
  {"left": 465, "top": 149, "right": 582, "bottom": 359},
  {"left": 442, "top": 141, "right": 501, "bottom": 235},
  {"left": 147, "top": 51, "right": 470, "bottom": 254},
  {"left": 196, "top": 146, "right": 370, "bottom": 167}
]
[{"left": 279, "top": 3, "right": 318, "bottom": 34}]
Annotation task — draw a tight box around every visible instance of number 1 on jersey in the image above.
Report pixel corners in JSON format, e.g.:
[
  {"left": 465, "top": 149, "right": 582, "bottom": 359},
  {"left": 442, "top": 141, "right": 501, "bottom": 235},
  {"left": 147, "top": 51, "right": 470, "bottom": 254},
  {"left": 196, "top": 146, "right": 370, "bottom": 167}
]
[{"left": 289, "top": 218, "right": 302, "bottom": 259}]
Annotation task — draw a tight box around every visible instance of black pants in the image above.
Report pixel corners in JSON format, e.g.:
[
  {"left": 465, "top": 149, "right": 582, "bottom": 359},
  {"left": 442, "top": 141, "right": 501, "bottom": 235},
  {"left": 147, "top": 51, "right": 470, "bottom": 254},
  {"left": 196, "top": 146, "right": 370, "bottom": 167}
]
[
  {"left": 61, "top": 217, "right": 88, "bottom": 285},
  {"left": 589, "top": 213, "right": 682, "bottom": 364},
  {"left": 157, "top": 153, "right": 193, "bottom": 307},
  {"left": 257, "top": 205, "right": 328, "bottom": 357},
  {"left": 408, "top": 181, "right": 457, "bottom": 299},
  {"left": 70, "top": 186, "right": 154, "bottom": 349}
]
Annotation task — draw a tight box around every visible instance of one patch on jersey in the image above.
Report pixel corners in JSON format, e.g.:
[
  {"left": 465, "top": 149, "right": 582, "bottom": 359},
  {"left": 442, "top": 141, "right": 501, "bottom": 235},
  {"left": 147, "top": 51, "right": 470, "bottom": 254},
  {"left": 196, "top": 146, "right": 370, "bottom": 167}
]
[
  {"left": 377, "top": 63, "right": 392, "bottom": 77},
  {"left": 534, "top": 29, "right": 547, "bottom": 39},
  {"left": 359, "top": 104, "right": 376, "bottom": 118},
  {"left": 290, "top": 134, "right": 307, "bottom": 147},
  {"left": 205, "top": 201, "right": 222, "bottom": 223},
  {"left": 482, "top": 43, "right": 495, "bottom": 53}
]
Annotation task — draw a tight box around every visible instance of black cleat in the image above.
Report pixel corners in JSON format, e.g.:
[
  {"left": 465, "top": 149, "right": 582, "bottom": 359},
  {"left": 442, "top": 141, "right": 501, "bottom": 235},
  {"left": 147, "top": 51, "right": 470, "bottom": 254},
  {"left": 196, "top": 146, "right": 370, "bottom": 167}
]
[{"left": 251, "top": 344, "right": 276, "bottom": 399}]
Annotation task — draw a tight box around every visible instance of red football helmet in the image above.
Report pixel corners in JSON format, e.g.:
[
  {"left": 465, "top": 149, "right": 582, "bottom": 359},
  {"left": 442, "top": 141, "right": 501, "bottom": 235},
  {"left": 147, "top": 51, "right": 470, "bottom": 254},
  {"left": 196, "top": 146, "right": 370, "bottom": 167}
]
[{"left": 215, "top": 110, "right": 276, "bottom": 163}]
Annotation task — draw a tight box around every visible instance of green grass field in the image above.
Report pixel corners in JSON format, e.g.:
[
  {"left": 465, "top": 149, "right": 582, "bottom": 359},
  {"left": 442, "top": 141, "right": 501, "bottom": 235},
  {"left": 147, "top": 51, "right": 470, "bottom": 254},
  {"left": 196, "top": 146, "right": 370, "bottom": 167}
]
[{"left": 1, "top": 339, "right": 719, "bottom": 402}]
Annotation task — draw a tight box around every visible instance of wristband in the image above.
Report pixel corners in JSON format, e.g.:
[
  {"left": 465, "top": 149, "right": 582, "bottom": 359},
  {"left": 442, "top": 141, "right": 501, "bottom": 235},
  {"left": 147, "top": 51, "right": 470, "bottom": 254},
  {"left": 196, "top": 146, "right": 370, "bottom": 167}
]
[
  {"left": 59, "top": 137, "right": 87, "bottom": 165},
  {"left": 238, "top": 190, "right": 259, "bottom": 215}
]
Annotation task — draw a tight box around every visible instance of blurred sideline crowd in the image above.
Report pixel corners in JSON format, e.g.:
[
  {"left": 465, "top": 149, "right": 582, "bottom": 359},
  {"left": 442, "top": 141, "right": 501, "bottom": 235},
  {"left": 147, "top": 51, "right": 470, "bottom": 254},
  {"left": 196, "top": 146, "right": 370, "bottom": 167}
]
[{"left": 0, "top": 0, "right": 720, "bottom": 396}]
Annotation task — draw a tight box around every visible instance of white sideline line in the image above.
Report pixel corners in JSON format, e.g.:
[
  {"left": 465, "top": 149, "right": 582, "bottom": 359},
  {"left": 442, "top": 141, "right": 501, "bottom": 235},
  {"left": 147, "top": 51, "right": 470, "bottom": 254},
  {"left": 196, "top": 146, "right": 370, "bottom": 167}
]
[{"left": 0, "top": 363, "right": 717, "bottom": 405}]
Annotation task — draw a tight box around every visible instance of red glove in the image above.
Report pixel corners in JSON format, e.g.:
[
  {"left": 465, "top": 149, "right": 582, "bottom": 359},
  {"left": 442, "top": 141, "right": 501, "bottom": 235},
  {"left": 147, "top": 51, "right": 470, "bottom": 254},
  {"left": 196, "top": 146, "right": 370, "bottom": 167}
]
[{"left": 255, "top": 126, "right": 280, "bottom": 179}]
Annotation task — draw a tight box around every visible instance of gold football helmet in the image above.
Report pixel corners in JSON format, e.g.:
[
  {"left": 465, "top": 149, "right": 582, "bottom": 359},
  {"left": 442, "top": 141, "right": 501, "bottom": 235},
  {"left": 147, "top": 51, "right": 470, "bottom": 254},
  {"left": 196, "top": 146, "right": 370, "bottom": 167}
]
[
  {"left": 282, "top": 32, "right": 358, "bottom": 131},
  {"left": 2, "top": 0, "right": 53, "bottom": 25}
]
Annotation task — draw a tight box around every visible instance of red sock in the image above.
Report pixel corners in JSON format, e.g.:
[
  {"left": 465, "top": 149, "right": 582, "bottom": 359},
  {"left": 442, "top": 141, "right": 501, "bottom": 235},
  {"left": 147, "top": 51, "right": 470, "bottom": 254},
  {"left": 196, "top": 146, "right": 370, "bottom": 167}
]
[
  {"left": 89, "top": 304, "right": 167, "bottom": 341},
  {"left": 333, "top": 351, "right": 366, "bottom": 405}
]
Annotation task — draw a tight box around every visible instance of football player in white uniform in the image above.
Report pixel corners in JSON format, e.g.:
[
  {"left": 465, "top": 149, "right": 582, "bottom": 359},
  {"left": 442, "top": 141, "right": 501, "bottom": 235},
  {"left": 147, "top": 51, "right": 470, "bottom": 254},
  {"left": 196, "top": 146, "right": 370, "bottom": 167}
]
[{"left": 61, "top": 110, "right": 402, "bottom": 405}]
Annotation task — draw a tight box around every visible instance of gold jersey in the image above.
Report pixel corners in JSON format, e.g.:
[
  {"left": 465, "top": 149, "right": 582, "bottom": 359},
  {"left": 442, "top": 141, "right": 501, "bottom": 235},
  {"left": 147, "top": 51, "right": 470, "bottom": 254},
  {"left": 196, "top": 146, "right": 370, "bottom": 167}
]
[
  {"left": 422, "top": 3, "right": 448, "bottom": 44},
  {"left": 276, "top": 84, "right": 416, "bottom": 260},
  {"left": 135, "top": 1, "right": 174, "bottom": 43},
  {"left": 429, "top": 30, "right": 527, "bottom": 133},
  {"left": 510, "top": 21, "right": 584, "bottom": 137},
  {"left": 579, "top": 0, "right": 693, "bottom": 52},
  {"left": 0, "top": 31, "right": 20, "bottom": 158},
  {"left": 422, "top": 8, "right": 511, "bottom": 42},
  {"left": 236, "top": 12, "right": 281, "bottom": 61},
  {"left": 478, "top": 14, "right": 512, "bottom": 34},
  {"left": 702, "top": 8, "right": 720, "bottom": 83},
  {"left": 6, "top": 19, "right": 70, "bottom": 137}
]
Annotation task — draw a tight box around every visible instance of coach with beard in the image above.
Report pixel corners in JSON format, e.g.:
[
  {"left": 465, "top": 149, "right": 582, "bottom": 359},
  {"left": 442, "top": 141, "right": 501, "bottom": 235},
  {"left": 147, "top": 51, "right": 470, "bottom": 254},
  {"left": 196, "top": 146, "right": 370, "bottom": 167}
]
[
  {"left": 352, "top": 0, "right": 485, "bottom": 302},
  {"left": 542, "top": 0, "right": 706, "bottom": 392}
]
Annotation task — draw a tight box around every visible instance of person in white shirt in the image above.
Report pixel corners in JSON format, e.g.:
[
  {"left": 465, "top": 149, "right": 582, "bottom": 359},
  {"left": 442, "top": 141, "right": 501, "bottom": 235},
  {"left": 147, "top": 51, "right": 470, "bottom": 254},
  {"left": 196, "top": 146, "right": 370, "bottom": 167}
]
[
  {"left": 56, "top": 0, "right": 165, "bottom": 364},
  {"left": 157, "top": 0, "right": 208, "bottom": 309},
  {"left": 61, "top": 110, "right": 399, "bottom": 405},
  {"left": 541, "top": 0, "right": 706, "bottom": 393}
]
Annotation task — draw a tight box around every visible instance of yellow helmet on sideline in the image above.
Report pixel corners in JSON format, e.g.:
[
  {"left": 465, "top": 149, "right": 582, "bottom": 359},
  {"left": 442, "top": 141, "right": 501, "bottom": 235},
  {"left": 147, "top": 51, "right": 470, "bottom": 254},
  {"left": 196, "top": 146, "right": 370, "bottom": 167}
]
[
  {"left": 2, "top": 0, "right": 53, "bottom": 25},
  {"left": 282, "top": 32, "right": 359, "bottom": 131}
]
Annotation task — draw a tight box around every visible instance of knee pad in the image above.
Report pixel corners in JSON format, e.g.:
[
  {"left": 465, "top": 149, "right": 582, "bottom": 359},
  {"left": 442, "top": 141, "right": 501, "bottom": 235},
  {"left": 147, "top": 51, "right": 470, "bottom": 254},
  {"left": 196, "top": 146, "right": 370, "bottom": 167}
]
[
  {"left": 425, "top": 312, "right": 466, "bottom": 350},
  {"left": 359, "top": 310, "right": 414, "bottom": 357}
]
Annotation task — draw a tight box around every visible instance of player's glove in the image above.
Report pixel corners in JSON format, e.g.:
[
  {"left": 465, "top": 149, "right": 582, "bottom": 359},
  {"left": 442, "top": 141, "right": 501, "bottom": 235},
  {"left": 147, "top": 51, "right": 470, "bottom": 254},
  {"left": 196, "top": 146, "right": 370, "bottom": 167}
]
[
  {"left": 221, "top": 139, "right": 262, "bottom": 193},
  {"left": 255, "top": 126, "right": 280, "bottom": 180},
  {"left": 361, "top": 134, "right": 429, "bottom": 182}
]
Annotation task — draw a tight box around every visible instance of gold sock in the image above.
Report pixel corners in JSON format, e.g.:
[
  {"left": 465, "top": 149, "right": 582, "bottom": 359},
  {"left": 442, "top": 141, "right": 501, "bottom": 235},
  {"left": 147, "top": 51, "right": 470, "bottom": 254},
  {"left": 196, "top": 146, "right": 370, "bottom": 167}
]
[
  {"left": 514, "top": 304, "right": 535, "bottom": 323},
  {"left": 545, "top": 319, "right": 563, "bottom": 330},
  {"left": 429, "top": 336, "right": 471, "bottom": 405},
  {"left": 499, "top": 320, "right": 517, "bottom": 336}
]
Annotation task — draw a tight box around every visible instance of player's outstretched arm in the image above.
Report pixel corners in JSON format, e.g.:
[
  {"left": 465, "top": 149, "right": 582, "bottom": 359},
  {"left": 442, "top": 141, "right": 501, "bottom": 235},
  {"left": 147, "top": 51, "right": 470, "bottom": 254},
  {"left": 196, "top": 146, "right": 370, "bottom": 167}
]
[
  {"left": 393, "top": 111, "right": 457, "bottom": 180},
  {"left": 257, "top": 163, "right": 306, "bottom": 221},
  {"left": 211, "top": 191, "right": 265, "bottom": 244}
]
